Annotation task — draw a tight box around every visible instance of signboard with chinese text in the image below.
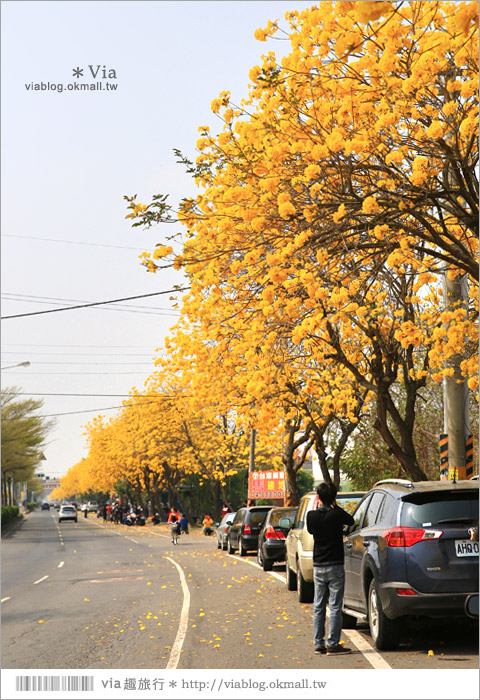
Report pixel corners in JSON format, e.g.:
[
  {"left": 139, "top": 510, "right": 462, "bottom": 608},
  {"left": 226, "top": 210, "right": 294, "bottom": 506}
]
[{"left": 248, "top": 470, "right": 285, "bottom": 500}]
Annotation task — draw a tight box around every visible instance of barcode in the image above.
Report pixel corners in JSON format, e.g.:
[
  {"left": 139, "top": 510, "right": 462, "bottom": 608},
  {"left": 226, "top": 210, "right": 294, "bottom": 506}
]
[{"left": 15, "top": 676, "right": 94, "bottom": 691}]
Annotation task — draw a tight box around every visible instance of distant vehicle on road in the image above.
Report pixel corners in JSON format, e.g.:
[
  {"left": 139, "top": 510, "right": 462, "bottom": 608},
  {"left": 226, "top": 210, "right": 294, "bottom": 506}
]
[
  {"left": 87, "top": 501, "right": 98, "bottom": 512},
  {"left": 59, "top": 505, "right": 77, "bottom": 523},
  {"left": 41, "top": 502, "right": 50, "bottom": 510}
]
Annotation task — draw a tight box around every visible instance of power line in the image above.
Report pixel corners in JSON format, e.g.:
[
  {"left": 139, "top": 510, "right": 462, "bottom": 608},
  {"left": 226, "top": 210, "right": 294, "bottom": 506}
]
[
  {"left": 2, "top": 287, "right": 189, "bottom": 319},
  {"left": 1, "top": 351, "right": 155, "bottom": 356},
  {"left": 2, "top": 293, "right": 180, "bottom": 316},
  {"left": 2, "top": 361, "right": 154, "bottom": 365},
  {"left": 14, "top": 392, "right": 178, "bottom": 398},
  {"left": 1, "top": 343, "right": 159, "bottom": 348},
  {"left": 3, "top": 233, "right": 146, "bottom": 251}
]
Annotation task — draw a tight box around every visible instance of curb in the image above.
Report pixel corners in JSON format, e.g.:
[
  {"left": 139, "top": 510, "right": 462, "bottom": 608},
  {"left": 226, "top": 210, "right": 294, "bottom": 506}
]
[{"left": 1, "top": 513, "right": 27, "bottom": 538}]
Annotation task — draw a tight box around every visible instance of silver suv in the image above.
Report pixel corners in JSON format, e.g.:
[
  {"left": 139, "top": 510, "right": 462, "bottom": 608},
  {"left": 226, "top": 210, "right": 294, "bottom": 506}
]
[{"left": 285, "top": 490, "right": 365, "bottom": 603}]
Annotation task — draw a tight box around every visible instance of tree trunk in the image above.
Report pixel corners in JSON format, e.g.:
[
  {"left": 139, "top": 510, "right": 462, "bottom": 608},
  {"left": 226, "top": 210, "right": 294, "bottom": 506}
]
[{"left": 375, "top": 384, "right": 428, "bottom": 481}]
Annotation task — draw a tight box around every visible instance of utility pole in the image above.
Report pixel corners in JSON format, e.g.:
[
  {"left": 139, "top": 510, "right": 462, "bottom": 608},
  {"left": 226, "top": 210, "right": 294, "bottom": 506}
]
[
  {"left": 441, "top": 268, "right": 470, "bottom": 480},
  {"left": 248, "top": 427, "right": 256, "bottom": 504}
]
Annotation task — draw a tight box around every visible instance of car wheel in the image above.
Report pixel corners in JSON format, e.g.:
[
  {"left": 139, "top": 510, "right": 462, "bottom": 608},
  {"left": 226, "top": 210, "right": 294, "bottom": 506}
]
[
  {"left": 286, "top": 564, "right": 297, "bottom": 591},
  {"left": 217, "top": 537, "right": 222, "bottom": 549},
  {"left": 297, "top": 564, "right": 314, "bottom": 603},
  {"left": 257, "top": 546, "right": 263, "bottom": 567},
  {"left": 59, "top": 519, "right": 62, "bottom": 523},
  {"left": 342, "top": 611, "right": 357, "bottom": 629},
  {"left": 227, "top": 537, "right": 235, "bottom": 554},
  {"left": 238, "top": 537, "right": 247, "bottom": 556},
  {"left": 368, "top": 579, "right": 401, "bottom": 650},
  {"left": 74, "top": 518, "right": 78, "bottom": 523},
  {"left": 222, "top": 538, "right": 228, "bottom": 551},
  {"left": 262, "top": 556, "right": 273, "bottom": 572}
]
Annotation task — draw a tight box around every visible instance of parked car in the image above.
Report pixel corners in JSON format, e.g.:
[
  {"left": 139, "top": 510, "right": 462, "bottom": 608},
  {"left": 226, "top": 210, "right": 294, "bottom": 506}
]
[
  {"left": 216, "top": 511, "right": 236, "bottom": 550},
  {"left": 285, "top": 490, "right": 365, "bottom": 603},
  {"left": 59, "top": 504, "right": 78, "bottom": 523},
  {"left": 227, "top": 505, "right": 273, "bottom": 556},
  {"left": 342, "top": 478, "right": 479, "bottom": 650},
  {"left": 41, "top": 502, "right": 50, "bottom": 510},
  {"left": 257, "top": 506, "right": 297, "bottom": 571},
  {"left": 87, "top": 501, "right": 98, "bottom": 512}
]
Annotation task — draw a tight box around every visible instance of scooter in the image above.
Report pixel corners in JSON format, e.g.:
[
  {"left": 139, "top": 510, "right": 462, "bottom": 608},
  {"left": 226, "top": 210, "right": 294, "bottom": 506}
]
[{"left": 135, "top": 512, "right": 146, "bottom": 526}]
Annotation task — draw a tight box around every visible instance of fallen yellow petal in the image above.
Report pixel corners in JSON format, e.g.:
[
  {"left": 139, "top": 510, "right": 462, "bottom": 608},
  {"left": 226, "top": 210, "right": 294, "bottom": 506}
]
[
  {"left": 84, "top": 598, "right": 90, "bottom": 602},
  {"left": 428, "top": 650, "right": 435, "bottom": 656}
]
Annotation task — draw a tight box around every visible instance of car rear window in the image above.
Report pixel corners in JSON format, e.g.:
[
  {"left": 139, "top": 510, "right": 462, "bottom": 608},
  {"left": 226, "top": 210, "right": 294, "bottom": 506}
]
[
  {"left": 337, "top": 495, "right": 364, "bottom": 515},
  {"left": 62, "top": 507, "right": 75, "bottom": 512},
  {"left": 268, "top": 508, "right": 297, "bottom": 526},
  {"left": 401, "top": 491, "right": 479, "bottom": 527},
  {"left": 249, "top": 509, "right": 271, "bottom": 526}
]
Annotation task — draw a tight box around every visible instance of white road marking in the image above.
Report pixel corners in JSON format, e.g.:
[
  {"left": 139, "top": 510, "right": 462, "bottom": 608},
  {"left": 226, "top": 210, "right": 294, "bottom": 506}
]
[
  {"left": 1, "top": 597, "right": 11, "bottom": 603},
  {"left": 226, "top": 553, "right": 392, "bottom": 669},
  {"left": 125, "top": 537, "right": 139, "bottom": 544},
  {"left": 343, "top": 629, "right": 392, "bottom": 669},
  {"left": 33, "top": 575, "right": 49, "bottom": 585},
  {"left": 165, "top": 556, "right": 191, "bottom": 670},
  {"left": 58, "top": 561, "right": 65, "bottom": 568}
]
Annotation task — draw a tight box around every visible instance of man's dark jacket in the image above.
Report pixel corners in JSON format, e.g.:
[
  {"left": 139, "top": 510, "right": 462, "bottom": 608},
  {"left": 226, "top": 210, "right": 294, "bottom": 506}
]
[{"left": 306, "top": 504, "right": 354, "bottom": 567}]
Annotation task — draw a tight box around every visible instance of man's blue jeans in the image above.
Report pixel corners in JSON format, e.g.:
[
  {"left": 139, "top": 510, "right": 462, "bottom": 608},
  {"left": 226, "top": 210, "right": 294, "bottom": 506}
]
[{"left": 313, "top": 564, "right": 345, "bottom": 649}]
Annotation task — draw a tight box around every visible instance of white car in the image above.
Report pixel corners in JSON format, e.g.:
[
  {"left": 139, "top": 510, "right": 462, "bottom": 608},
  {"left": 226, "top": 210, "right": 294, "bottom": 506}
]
[
  {"left": 87, "top": 501, "right": 98, "bottom": 512},
  {"left": 59, "top": 505, "right": 78, "bottom": 523}
]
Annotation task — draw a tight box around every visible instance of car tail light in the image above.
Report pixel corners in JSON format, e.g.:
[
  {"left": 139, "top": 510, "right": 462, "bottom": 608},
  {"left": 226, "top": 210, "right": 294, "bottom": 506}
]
[
  {"left": 382, "top": 527, "right": 444, "bottom": 547},
  {"left": 265, "top": 527, "right": 286, "bottom": 540},
  {"left": 397, "top": 588, "right": 417, "bottom": 596},
  {"left": 225, "top": 526, "right": 230, "bottom": 533},
  {"left": 243, "top": 523, "right": 252, "bottom": 535}
]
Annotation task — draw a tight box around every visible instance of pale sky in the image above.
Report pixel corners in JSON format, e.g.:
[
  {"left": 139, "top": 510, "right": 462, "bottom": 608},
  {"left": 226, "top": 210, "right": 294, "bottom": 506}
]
[{"left": 1, "top": 1, "right": 316, "bottom": 478}]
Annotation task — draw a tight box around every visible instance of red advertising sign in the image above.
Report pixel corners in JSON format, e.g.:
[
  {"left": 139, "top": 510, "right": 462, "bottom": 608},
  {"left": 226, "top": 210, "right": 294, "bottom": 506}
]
[{"left": 248, "top": 470, "right": 285, "bottom": 500}]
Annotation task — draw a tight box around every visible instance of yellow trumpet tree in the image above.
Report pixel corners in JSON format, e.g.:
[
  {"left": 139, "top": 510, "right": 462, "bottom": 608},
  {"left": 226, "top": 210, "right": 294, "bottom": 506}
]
[{"left": 127, "top": 1, "right": 478, "bottom": 482}]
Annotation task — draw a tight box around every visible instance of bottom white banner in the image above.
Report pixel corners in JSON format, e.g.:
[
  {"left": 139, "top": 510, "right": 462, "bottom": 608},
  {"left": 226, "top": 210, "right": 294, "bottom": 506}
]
[{"left": 1, "top": 668, "right": 478, "bottom": 700}]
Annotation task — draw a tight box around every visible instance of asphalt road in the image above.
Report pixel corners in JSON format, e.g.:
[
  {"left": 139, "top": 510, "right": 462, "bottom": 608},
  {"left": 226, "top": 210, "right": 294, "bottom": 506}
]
[{"left": 2, "top": 510, "right": 478, "bottom": 670}]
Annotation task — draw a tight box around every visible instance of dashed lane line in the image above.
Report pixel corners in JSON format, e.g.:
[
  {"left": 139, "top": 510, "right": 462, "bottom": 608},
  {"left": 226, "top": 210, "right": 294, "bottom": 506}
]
[
  {"left": 33, "top": 575, "right": 49, "bottom": 585},
  {"left": 58, "top": 561, "right": 65, "bottom": 568},
  {"left": 1, "top": 597, "right": 11, "bottom": 603}
]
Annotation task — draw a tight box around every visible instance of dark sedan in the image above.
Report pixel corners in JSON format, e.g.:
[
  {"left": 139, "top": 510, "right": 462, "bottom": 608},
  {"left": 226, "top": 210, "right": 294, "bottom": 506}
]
[{"left": 257, "top": 506, "right": 297, "bottom": 571}]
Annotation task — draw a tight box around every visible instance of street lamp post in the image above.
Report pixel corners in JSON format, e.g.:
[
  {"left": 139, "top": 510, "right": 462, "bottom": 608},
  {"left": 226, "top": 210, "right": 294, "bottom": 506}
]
[{"left": 1, "top": 361, "right": 31, "bottom": 370}]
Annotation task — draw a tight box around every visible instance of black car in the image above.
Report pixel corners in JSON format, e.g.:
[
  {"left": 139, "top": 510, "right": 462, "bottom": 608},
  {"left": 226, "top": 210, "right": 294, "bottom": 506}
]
[
  {"left": 227, "top": 505, "right": 273, "bottom": 556},
  {"left": 342, "top": 478, "right": 479, "bottom": 650},
  {"left": 257, "top": 506, "right": 297, "bottom": 571},
  {"left": 41, "top": 502, "right": 50, "bottom": 510}
]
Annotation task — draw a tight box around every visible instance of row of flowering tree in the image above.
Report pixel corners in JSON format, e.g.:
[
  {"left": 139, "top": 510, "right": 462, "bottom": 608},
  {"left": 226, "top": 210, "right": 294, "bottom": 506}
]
[{"left": 57, "top": 1, "right": 478, "bottom": 507}]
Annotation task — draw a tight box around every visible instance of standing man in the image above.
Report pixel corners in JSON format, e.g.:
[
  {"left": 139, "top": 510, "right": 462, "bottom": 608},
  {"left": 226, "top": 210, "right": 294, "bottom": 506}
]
[{"left": 306, "top": 481, "right": 354, "bottom": 655}]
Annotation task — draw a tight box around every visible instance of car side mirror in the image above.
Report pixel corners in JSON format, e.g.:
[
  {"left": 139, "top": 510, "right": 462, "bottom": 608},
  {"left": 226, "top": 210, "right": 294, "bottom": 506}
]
[{"left": 279, "top": 517, "right": 292, "bottom": 529}]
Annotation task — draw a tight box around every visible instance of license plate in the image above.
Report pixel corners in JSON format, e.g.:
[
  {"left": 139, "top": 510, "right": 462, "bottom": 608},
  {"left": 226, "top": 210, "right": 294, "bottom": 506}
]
[{"left": 455, "top": 540, "right": 479, "bottom": 557}]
